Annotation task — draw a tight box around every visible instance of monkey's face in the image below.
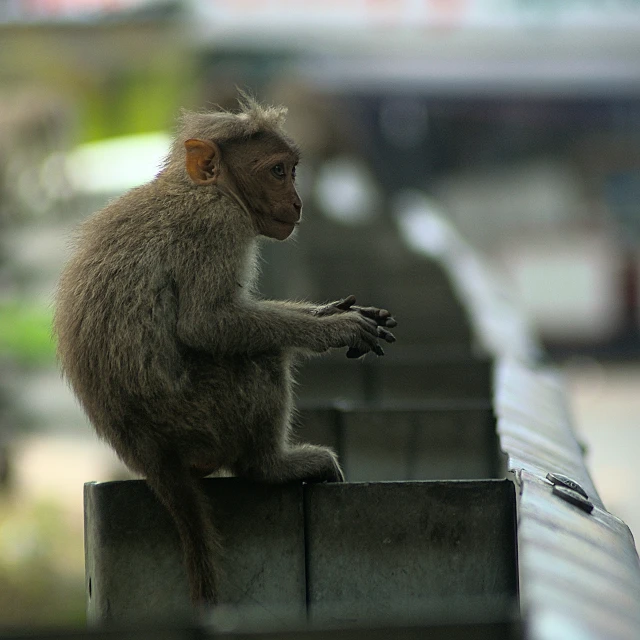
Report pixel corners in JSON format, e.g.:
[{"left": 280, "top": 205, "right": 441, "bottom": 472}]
[
  {"left": 251, "top": 159, "right": 302, "bottom": 241},
  {"left": 184, "top": 133, "right": 303, "bottom": 241},
  {"left": 223, "top": 136, "right": 302, "bottom": 241}
]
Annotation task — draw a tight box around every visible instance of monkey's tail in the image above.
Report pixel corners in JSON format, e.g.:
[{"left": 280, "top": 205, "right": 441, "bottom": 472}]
[{"left": 145, "top": 452, "right": 222, "bottom": 607}]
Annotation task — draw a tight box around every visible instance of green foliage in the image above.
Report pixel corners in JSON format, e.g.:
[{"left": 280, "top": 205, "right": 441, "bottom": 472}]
[
  {"left": 0, "top": 303, "right": 55, "bottom": 366},
  {"left": 81, "top": 59, "right": 196, "bottom": 143}
]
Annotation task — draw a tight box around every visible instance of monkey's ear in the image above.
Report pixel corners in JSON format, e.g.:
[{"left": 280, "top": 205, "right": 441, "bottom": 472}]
[{"left": 184, "top": 138, "right": 221, "bottom": 185}]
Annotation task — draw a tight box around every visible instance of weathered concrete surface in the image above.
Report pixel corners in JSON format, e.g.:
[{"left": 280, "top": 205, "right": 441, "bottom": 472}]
[
  {"left": 85, "top": 479, "right": 306, "bottom": 625},
  {"left": 85, "top": 479, "right": 517, "bottom": 628},
  {"left": 304, "top": 480, "right": 518, "bottom": 625}
]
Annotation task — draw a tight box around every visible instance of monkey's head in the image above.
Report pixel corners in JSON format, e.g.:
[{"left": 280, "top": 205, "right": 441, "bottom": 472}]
[{"left": 178, "top": 94, "right": 302, "bottom": 241}]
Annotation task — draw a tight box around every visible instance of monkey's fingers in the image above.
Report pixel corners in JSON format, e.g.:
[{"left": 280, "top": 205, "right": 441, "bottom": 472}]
[
  {"left": 346, "top": 342, "right": 385, "bottom": 358},
  {"left": 353, "top": 305, "right": 382, "bottom": 320},
  {"left": 355, "top": 305, "right": 397, "bottom": 327},
  {"left": 377, "top": 327, "right": 396, "bottom": 343},
  {"left": 362, "top": 316, "right": 382, "bottom": 338},
  {"left": 376, "top": 309, "right": 398, "bottom": 328},
  {"left": 345, "top": 316, "right": 381, "bottom": 359},
  {"left": 361, "top": 331, "right": 385, "bottom": 357},
  {"left": 335, "top": 295, "right": 357, "bottom": 311},
  {"left": 362, "top": 321, "right": 387, "bottom": 355},
  {"left": 315, "top": 295, "right": 356, "bottom": 317}
]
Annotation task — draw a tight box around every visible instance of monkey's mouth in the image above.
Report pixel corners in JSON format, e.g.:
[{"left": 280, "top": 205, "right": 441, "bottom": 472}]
[{"left": 273, "top": 218, "right": 299, "bottom": 227}]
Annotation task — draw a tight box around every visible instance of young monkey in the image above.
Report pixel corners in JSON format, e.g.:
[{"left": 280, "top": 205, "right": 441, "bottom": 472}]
[{"left": 53, "top": 94, "right": 396, "bottom": 608}]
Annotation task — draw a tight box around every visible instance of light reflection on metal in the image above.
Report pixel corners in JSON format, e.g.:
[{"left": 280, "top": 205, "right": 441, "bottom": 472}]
[{"left": 432, "top": 209, "right": 640, "bottom": 639}]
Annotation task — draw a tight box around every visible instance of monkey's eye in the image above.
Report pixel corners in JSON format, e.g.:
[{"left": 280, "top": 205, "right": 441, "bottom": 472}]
[{"left": 271, "top": 164, "right": 285, "bottom": 179}]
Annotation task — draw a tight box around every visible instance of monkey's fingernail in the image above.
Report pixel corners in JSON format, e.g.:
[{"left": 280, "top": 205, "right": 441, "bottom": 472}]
[
  {"left": 385, "top": 318, "right": 398, "bottom": 328},
  {"left": 374, "top": 345, "right": 385, "bottom": 356},
  {"left": 377, "top": 327, "right": 396, "bottom": 343}
]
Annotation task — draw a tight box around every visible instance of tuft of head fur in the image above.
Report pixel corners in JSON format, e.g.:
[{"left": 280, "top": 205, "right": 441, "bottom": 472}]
[
  {"left": 183, "top": 93, "right": 287, "bottom": 141},
  {"left": 164, "top": 92, "right": 291, "bottom": 178}
]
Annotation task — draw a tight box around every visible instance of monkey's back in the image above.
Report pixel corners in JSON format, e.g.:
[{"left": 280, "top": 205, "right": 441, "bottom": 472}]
[
  {"left": 54, "top": 182, "right": 289, "bottom": 451},
  {"left": 54, "top": 184, "right": 194, "bottom": 425}
]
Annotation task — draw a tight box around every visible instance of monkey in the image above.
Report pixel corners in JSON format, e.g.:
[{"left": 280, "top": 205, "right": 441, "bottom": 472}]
[{"left": 53, "top": 94, "right": 396, "bottom": 609}]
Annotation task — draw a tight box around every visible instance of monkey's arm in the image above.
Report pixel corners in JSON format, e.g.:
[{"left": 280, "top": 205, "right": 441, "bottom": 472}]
[
  {"left": 176, "top": 297, "right": 393, "bottom": 357},
  {"left": 262, "top": 296, "right": 397, "bottom": 328}
]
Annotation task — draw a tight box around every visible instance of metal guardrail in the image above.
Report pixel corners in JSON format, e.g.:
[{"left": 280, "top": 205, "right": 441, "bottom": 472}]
[
  {"left": 434, "top": 210, "right": 640, "bottom": 640},
  {"left": 496, "top": 361, "right": 640, "bottom": 640}
]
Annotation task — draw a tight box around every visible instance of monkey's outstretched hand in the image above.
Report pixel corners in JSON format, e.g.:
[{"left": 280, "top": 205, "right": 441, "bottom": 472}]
[
  {"left": 316, "top": 295, "right": 396, "bottom": 358},
  {"left": 316, "top": 295, "right": 397, "bottom": 328}
]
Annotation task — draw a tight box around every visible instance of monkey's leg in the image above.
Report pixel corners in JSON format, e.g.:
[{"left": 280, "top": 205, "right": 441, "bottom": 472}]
[{"left": 236, "top": 443, "right": 344, "bottom": 484}]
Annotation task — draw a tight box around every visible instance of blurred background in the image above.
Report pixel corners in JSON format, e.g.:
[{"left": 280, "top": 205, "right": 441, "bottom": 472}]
[{"left": 1, "top": 0, "right": 640, "bottom": 630}]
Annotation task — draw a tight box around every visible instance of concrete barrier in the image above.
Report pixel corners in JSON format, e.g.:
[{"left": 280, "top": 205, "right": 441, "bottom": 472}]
[
  {"left": 294, "top": 404, "right": 502, "bottom": 481},
  {"left": 85, "top": 479, "right": 517, "bottom": 628}
]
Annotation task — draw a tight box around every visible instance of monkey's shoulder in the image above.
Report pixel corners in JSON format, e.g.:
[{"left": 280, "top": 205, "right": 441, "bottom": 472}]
[{"left": 83, "top": 180, "right": 250, "bottom": 236}]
